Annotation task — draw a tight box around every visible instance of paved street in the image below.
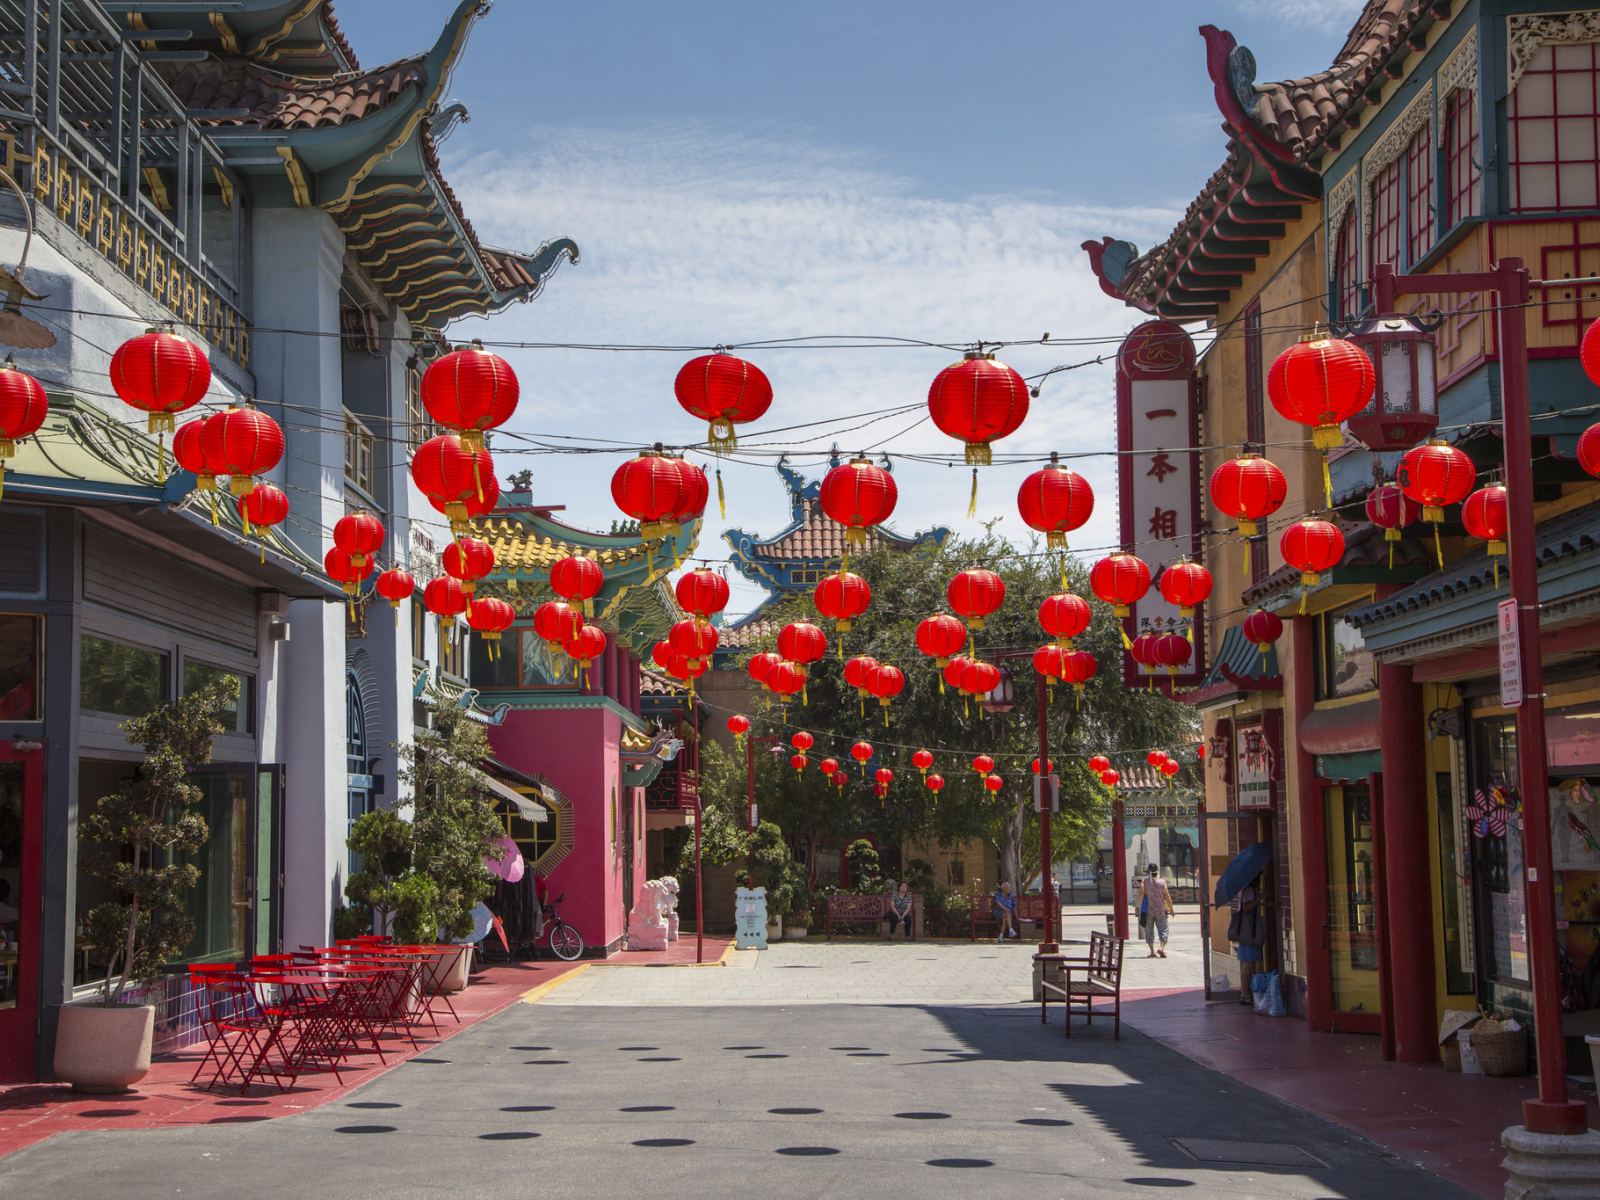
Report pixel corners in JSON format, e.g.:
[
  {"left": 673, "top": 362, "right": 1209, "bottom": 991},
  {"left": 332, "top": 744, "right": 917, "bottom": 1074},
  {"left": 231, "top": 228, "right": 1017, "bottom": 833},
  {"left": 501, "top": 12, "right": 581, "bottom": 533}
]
[{"left": 0, "top": 931, "right": 1474, "bottom": 1200}]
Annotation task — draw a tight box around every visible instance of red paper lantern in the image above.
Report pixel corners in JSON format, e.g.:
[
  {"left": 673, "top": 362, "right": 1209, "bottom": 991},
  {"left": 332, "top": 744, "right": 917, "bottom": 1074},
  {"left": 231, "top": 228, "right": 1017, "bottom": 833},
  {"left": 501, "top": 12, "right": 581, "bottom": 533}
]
[
  {"left": 668, "top": 455, "right": 710, "bottom": 526},
  {"left": 237, "top": 482, "right": 289, "bottom": 553},
  {"left": 1581, "top": 315, "right": 1600, "bottom": 387},
  {"left": 1161, "top": 759, "right": 1181, "bottom": 778},
  {"left": 421, "top": 343, "right": 518, "bottom": 450},
  {"left": 1209, "top": 453, "right": 1287, "bottom": 537},
  {"left": 1280, "top": 518, "right": 1345, "bottom": 589},
  {"left": 375, "top": 567, "right": 416, "bottom": 609},
  {"left": 0, "top": 363, "right": 47, "bottom": 500},
  {"left": 790, "top": 753, "right": 809, "bottom": 775},
  {"left": 1151, "top": 632, "right": 1192, "bottom": 676},
  {"left": 676, "top": 567, "right": 730, "bottom": 623},
  {"left": 915, "top": 613, "right": 967, "bottom": 666},
  {"left": 1036, "top": 593, "right": 1090, "bottom": 647},
  {"left": 912, "top": 749, "right": 934, "bottom": 775},
  {"left": 1129, "top": 632, "right": 1159, "bottom": 676},
  {"left": 1577, "top": 423, "right": 1600, "bottom": 478},
  {"left": 110, "top": 328, "right": 210, "bottom": 433},
  {"left": 818, "top": 456, "right": 898, "bottom": 547},
  {"left": 1016, "top": 453, "right": 1094, "bottom": 548},
  {"left": 1462, "top": 483, "right": 1509, "bottom": 580},
  {"left": 468, "top": 596, "right": 517, "bottom": 643},
  {"left": 814, "top": 570, "right": 871, "bottom": 633},
  {"left": 1241, "top": 609, "right": 1284, "bottom": 658},
  {"left": 1032, "top": 758, "right": 1054, "bottom": 775},
  {"left": 534, "top": 599, "right": 583, "bottom": 648},
  {"left": 424, "top": 576, "right": 469, "bottom": 618},
  {"left": 972, "top": 754, "right": 995, "bottom": 775},
  {"left": 942, "top": 655, "right": 973, "bottom": 695},
  {"left": 926, "top": 351, "right": 1030, "bottom": 465},
  {"left": 323, "top": 547, "right": 374, "bottom": 598},
  {"left": 818, "top": 757, "right": 839, "bottom": 777},
  {"left": 983, "top": 774, "right": 1004, "bottom": 793},
  {"left": 850, "top": 740, "right": 874, "bottom": 764},
  {"left": 1146, "top": 750, "right": 1166, "bottom": 767},
  {"left": 201, "top": 406, "right": 285, "bottom": 495},
  {"left": 726, "top": 714, "right": 750, "bottom": 737},
  {"left": 171, "top": 417, "right": 220, "bottom": 493},
  {"left": 926, "top": 773, "right": 945, "bottom": 793},
  {"left": 551, "top": 555, "right": 605, "bottom": 616},
  {"left": 777, "top": 621, "right": 826, "bottom": 665},
  {"left": 962, "top": 659, "right": 1001, "bottom": 699},
  {"left": 333, "top": 511, "right": 385, "bottom": 571},
  {"left": 561, "top": 622, "right": 607, "bottom": 668},
  {"left": 443, "top": 536, "right": 496, "bottom": 596},
  {"left": 414, "top": 434, "right": 494, "bottom": 529},
  {"left": 843, "top": 655, "right": 880, "bottom": 698},
  {"left": 1087, "top": 755, "right": 1111, "bottom": 774},
  {"left": 874, "top": 767, "right": 895, "bottom": 787},
  {"left": 747, "top": 652, "right": 783, "bottom": 694},
  {"left": 427, "top": 468, "right": 500, "bottom": 535},
  {"left": 790, "top": 731, "right": 814, "bottom": 752},
  {"left": 766, "top": 660, "right": 806, "bottom": 699},
  {"left": 832, "top": 769, "right": 848, "bottom": 789},
  {"left": 1090, "top": 553, "right": 1151, "bottom": 618},
  {"left": 1061, "top": 649, "right": 1097, "bottom": 694},
  {"left": 668, "top": 617, "right": 719, "bottom": 667},
  {"left": 947, "top": 568, "right": 1005, "bottom": 630},
  {"left": 1267, "top": 335, "right": 1374, "bottom": 449},
  {"left": 673, "top": 352, "right": 773, "bottom": 451},
  {"left": 1397, "top": 439, "right": 1475, "bottom": 521},
  {"left": 1158, "top": 559, "right": 1212, "bottom": 619},
  {"left": 1033, "top": 644, "right": 1067, "bottom": 685},
  {"left": 866, "top": 663, "right": 905, "bottom": 709},
  {"left": 611, "top": 450, "right": 691, "bottom": 539},
  {"left": 1100, "top": 769, "right": 1121, "bottom": 788},
  {"left": 1365, "top": 482, "right": 1421, "bottom": 546}
]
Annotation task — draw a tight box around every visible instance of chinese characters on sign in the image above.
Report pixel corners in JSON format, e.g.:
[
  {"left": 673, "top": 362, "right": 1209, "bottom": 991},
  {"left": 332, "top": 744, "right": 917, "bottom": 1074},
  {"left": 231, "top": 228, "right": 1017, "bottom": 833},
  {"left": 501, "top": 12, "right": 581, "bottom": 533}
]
[{"left": 1116, "top": 321, "right": 1202, "bottom": 687}]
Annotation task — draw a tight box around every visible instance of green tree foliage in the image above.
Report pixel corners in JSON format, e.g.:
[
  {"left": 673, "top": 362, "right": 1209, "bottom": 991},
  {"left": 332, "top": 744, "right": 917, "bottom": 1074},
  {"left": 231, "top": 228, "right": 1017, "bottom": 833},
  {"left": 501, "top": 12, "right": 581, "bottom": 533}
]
[
  {"left": 345, "top": 708, "right": 504, "bottom": 944},
  {"left": 81, "top": 683, "right": 227, "bottom": 1003},
  {"left": 705, "top": 531, "right": 1196, "bottom": 893}
]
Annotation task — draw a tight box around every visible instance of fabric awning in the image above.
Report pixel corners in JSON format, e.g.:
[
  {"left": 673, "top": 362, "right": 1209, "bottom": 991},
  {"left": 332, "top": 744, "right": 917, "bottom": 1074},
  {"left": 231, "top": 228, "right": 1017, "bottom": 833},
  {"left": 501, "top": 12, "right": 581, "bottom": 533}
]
[{"left": 446, "top": 754, "right": 548, "bottom": 822}]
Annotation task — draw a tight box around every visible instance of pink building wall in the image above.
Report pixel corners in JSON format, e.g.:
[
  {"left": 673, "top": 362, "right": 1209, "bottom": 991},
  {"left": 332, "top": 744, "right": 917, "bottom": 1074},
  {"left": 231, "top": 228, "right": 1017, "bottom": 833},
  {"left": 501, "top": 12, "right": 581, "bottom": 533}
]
[{"left": 489, "top": 705, "right": 647, "bottom": 955}]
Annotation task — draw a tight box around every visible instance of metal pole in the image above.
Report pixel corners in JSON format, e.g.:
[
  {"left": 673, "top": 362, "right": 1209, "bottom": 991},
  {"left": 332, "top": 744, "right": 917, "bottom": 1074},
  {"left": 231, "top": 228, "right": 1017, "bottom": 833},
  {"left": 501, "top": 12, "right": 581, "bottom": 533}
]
[
  {"left": 694, "top": 728, "right": 704, "bottom": 965},
  {"left": 1111, "top": 795, "right": 1129, "bottom": 941},
  {"left": 746, "top": 731, "right": 755, "bottom": 832},
  {"left": 1035, "top": 671, "right": 1056, "bottom": 949},
  {"left": 1495, "top": 258, "right": 1583, "bottom": 1134}
]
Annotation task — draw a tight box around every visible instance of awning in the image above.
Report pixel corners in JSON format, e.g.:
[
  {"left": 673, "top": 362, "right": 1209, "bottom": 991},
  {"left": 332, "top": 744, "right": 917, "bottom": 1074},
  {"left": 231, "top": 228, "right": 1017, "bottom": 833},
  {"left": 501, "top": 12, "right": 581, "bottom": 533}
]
[
  {"left": 1299, "top": 698, "right": 1381, "bottom": 757},
  {"left": 1183, "top": 625, "right": 1280, "bottom": 710},
  {"left": 447, "top": 755, "right": 549, "bottom": 822}
]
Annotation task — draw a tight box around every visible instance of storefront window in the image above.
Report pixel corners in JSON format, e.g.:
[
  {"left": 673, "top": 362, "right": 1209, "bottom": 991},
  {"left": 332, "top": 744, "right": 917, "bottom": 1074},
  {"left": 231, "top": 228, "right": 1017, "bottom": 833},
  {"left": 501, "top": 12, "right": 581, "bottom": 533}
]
[
  {"left": 1434, "top": 766, "right": 1475, "bottom": 994},
  {"left": 80, "top": 635, "right": 168, "bottom": 716},
  {"left": 0, "top": 614, "right": 42, "bottom": 721},
  {"left": 183, "top": 660, "right": 253, "bottom": 734},
  {"left": 1317, "top": 613, "right": 1375, "bottom": 699},
  {"left": 1471, "top": 717, "right": 1530, "bottom": 983},
  {"left": 181, "top": 768, "right": 252, "bottom": 963},
  {"left": 470, "top": 632, "right": 518, "bottom": 688}
]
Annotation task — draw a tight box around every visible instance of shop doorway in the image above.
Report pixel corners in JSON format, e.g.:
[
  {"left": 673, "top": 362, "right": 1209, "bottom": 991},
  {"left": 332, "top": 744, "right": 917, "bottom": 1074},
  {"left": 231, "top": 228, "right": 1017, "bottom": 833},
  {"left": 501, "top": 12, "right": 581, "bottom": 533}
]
[
  {"left": 1325, "top": 783, "right": 1382, "bottom": 1031},
  {"left": 0, "top": 742, "right": 44, "bottom": 1082}
]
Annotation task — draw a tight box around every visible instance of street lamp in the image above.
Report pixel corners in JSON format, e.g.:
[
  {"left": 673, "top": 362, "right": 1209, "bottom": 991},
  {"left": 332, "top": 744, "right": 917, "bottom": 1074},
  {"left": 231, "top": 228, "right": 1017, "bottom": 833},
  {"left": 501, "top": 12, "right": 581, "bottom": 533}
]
[
  {"left": 1346, "top": 313, "right": 1440, "bottom": 451},
  {"left": 984, "top": 652, "right": 1057, "bottom": 950},
  {"left": 980, "top": 665, "right": 1016, "bottom": 715}
]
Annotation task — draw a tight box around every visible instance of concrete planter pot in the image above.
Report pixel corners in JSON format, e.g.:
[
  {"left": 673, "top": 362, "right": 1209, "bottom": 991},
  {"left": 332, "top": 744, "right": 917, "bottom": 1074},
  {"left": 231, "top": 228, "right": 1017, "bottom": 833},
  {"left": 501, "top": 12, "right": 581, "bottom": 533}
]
[
  {"left": 765, "top": 918, "right": 783, "bottom": 941},
  {"left": 784, "top": 925, "right": 809, "bottom": 939},
  {"left": 53, "top": 1003, "right": 154, "bottom": 1093},
  {"left": 424, "top": 947, "right": 472, "bottom": 995}
]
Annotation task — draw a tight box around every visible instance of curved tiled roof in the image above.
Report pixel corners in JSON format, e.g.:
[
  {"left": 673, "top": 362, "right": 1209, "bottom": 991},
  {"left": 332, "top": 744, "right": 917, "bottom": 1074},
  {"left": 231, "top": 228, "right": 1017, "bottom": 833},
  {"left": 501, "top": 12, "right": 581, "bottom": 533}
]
[{"left": 163, "top": 57, "right": 425, "bottom": 130}]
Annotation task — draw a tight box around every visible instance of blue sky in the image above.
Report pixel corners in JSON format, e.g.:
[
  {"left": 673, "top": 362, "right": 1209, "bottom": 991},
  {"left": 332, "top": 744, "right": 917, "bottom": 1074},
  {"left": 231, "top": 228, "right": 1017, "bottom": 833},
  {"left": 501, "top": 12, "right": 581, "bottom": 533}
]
[{"left": 335, "top": 0, "right": 1366, "bottom": 618}]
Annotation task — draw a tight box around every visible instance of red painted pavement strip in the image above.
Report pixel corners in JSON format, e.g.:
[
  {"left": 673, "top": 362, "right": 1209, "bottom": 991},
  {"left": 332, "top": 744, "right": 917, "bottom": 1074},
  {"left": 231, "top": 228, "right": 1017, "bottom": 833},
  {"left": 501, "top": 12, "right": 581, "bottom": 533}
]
[
  {"left": 0, "top": 959, "right": 585, "bottom": 1160},
  {"left": 1120, "top": 987, "right": 1600, "bottom": 1200},
  {"left": 598, "top": 936, "right": 735, "bottom": 967}
]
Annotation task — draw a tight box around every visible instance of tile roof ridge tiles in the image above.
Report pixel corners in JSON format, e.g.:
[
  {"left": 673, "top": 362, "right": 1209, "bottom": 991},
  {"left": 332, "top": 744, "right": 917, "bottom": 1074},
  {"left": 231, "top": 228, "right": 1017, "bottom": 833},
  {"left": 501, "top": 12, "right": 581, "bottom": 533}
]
[{"left": 162, "top": 55, "right": 426, "bottom": 131}]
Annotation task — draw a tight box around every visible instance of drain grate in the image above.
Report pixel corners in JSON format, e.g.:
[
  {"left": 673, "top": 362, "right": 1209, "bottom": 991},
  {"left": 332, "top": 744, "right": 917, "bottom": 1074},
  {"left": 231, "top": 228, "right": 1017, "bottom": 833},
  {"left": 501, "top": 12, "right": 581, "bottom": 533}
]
[{"left": 1171, "top": 1138, "right": 1327, "bottom": 1169}]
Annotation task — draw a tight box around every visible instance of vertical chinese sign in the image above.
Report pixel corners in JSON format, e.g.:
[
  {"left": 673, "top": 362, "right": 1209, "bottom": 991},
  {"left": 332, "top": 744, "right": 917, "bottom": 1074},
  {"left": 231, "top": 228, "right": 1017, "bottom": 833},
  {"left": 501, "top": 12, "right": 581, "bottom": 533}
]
[{"left": 1116, "top": 320, "right": 1202, "bottom": 690}]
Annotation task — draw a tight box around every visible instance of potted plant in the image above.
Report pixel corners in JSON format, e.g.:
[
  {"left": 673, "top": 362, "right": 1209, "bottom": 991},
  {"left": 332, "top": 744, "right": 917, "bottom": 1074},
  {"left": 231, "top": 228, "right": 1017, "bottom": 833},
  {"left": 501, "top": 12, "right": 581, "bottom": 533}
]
[
  {"left": 782, "top": 864, "right": 812, "bottom": 939},
  {"left": 60, "top": 684, "right": 226, "bottom": 1092}
]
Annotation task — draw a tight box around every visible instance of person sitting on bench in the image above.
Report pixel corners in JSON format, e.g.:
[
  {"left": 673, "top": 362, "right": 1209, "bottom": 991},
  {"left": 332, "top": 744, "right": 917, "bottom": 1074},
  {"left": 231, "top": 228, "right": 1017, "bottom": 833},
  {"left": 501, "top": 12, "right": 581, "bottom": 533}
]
[
  {"left": 994, "top": 881, "right": 1020, "bottom": 942},
  {"left": 886, "top": 882, "right": 914, "bottom": 940}
]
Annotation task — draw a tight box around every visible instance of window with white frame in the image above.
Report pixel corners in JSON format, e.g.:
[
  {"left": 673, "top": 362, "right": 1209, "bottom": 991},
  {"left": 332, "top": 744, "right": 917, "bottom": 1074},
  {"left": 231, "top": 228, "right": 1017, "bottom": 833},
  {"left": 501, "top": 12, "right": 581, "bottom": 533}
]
[
  {"left": 1333, "top": 207, "right": 1360, "bottom": 320},
  {"left": 1405, "top": 125, "right": 1434, "bottom": 262},
  {"left": 344, "top": 410, "right": 376, "bottom": 496},
  {"left": 1367, "top": 157, "right": 1403, "bottom": 277},
  {"left": 1444, "top": 87, "right": 1481, "bottom": 225},
  {"left": 1509, "top": 40, "right": 1600, "bottom": 212}
]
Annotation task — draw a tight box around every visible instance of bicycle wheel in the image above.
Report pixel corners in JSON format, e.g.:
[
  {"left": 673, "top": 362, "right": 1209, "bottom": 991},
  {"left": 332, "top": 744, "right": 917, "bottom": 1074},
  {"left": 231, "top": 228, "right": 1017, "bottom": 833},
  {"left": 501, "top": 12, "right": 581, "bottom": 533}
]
[{"left": 550, "top": 923, "right": 584, "bottom": 961}]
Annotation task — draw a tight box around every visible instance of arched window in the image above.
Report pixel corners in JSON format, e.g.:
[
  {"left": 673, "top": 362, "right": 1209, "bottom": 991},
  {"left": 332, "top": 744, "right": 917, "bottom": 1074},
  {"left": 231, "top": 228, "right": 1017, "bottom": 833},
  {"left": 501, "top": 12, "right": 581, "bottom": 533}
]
[
  {"left": 1368, "top": 159, "right": 1402, "bottom": 279},
  {"left": 1333, "top": 208, "right": 1360, "bottom": 320},
  {"left": 1444, "top": 88, "right": 1481, "bottom": 225},
  {"left": 346, "top": 670, "right": 371, "bottom": 874}
]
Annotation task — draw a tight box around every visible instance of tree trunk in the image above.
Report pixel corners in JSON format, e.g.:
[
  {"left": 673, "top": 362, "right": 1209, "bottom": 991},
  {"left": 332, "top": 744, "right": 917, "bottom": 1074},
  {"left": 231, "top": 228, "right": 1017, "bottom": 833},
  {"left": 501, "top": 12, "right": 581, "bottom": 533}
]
[{"left": 999, "top": 803, "right": 1024, "bottom": 894}]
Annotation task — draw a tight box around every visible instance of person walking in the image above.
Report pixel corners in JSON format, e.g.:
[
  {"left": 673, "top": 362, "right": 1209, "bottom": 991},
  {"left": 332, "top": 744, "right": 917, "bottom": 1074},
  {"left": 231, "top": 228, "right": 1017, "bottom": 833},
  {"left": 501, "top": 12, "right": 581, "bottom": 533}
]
[
  {"left": 886, "top": 882, "right": 914, "bottom": 940},
  {"left": 1140, "top": 864, "right": 1173, "bottom": 958},
  {"left": 994, "top": 881, "right": 1019, "bottom": 942}
]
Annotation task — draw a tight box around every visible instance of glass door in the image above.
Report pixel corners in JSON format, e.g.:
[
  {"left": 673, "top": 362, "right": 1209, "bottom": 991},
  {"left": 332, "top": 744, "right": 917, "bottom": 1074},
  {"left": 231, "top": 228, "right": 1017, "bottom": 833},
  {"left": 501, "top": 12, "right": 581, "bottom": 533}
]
[
  {"left": 1325, "top": 783, "right": 1382, "bottom": 1028},
  {"left": 0, "top": 743, "right": 44, "bottom": 1082}
]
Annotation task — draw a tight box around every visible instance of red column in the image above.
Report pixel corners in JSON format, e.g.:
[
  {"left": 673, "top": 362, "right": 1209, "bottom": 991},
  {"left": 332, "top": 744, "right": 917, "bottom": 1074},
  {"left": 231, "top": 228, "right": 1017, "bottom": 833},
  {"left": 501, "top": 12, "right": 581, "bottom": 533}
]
[
  {"left": 1290, "top": 616, "right": 1333, "bottom": 1031},
  {"left": 1376, "top": 661, "right": 1435, "bottom": 1062},
  {"left": 1111, "top": 798, "right": 1129, "bottom": 941}
]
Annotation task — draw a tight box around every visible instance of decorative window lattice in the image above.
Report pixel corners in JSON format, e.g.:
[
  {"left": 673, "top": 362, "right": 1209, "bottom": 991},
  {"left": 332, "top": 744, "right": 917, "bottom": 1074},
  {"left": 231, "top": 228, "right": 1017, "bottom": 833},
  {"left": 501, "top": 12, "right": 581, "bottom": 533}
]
[
  {"left": 1445, "top": 88, "right": 1481, "bottom": 227},
  {"left": 1509, "top": 41, "right": 1600, "bottom": 213}
]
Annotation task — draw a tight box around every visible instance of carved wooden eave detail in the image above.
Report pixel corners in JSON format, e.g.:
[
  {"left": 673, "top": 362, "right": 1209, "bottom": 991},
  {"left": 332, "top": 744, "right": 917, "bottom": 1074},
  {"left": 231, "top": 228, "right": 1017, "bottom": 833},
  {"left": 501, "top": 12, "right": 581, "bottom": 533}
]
[
  {"left": 1508, "top": 11, "right": 1600, "bottom": 94},
  {"left": 1362, "top": 80, "right": 1433, "bottom": 248},
  {"left": 1438, "top": 24, "right": 1478, "bottom": 102},
  {"left": 1325, "top": 167, "right": 1360, "bottom": 277}
]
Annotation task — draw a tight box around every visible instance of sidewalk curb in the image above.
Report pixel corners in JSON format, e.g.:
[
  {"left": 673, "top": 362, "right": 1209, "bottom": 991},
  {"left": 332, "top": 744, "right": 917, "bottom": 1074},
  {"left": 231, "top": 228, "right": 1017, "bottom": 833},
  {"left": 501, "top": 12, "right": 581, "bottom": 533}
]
[{"left": 521, "top": 962, "right": 592, "bottom": 1003}]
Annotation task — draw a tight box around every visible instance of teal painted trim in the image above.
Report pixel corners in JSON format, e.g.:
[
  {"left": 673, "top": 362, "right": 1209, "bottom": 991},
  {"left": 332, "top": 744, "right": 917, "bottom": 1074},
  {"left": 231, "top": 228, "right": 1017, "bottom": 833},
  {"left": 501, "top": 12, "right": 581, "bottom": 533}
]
[
  {"left": 496, "top": 692, "right": 650, "bottom": 732},
  {"left": 1315, "top": 751, "right": 1383, "bottom": 781}
]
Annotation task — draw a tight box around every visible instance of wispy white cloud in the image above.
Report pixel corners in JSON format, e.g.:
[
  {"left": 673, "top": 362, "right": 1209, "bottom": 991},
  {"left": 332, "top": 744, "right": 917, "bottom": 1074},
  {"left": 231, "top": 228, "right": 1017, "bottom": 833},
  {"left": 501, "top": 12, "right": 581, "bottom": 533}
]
[
  {"left": 1224, "top": 0, "right": 1365, "bottom": 37},
  {"left": 447, "top": 121, "right": 1183, "bottom": 616}
]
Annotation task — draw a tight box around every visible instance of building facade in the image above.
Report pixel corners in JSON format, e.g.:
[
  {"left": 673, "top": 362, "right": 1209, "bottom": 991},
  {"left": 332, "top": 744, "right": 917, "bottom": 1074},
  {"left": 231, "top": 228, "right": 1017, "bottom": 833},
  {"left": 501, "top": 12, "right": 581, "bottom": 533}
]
[
  {"left": 1088, "top": 0, "right": 1600, "bottom": 1071},
  {"left": 0, "top": 0, "right": 575, "bottom": 1081}
]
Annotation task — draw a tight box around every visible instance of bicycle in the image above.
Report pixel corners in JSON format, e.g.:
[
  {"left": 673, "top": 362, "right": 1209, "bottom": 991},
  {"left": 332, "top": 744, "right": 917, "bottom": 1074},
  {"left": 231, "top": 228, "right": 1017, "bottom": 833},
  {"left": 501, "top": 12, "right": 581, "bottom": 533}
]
[{"left": 540, "top": 894, "right": 584, "bottom": 961}]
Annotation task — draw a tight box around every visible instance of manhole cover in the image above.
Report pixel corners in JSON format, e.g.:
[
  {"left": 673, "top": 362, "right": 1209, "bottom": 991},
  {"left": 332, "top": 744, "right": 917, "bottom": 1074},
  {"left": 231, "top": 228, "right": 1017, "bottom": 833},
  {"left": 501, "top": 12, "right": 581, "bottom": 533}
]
[{"left": 1172, "top": 1138, "right": 1326, "bottom": 1169}]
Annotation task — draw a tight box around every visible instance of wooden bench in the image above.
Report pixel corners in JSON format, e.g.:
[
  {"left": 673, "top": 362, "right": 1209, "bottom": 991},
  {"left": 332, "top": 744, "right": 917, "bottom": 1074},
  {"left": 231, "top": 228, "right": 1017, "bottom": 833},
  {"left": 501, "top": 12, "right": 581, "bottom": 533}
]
[
  {"left": 825, "top": 893, "right": 921, "bottom": 940},
  {"left": 969, "top": 893, "right": 1047, "bottom": 940},
  {"left": 1039, "top": 931, "right": 1124, "bottom": 1038}
]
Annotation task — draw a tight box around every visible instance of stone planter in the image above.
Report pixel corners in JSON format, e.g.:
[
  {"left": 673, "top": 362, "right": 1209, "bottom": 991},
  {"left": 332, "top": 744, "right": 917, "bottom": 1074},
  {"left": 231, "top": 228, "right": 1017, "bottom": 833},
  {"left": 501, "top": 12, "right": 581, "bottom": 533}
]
[
  {"left": 785, "top": 924, "right": 810, "bottom": 940},
  {"left": 53, "top": 1003, "right": 154, "bottom": 1093},
  {"left": 765, "top": 917, "right": 783, "bottom": 941},
  {"left": 424, "top": 946, "right": 472, "bottom": 995}
]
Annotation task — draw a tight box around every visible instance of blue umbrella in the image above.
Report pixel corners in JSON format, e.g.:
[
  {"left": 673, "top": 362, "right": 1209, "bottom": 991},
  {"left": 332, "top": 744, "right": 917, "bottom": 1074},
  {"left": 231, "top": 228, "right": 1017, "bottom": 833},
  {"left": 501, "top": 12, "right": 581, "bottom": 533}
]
[{"left": 1213, "top": 842, "right": 1272, "bottom": 906}]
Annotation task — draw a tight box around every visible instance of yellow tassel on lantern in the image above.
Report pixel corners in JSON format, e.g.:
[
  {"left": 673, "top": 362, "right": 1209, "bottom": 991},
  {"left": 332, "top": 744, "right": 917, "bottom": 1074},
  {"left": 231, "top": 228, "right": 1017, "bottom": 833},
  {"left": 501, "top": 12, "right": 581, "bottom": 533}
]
[
  {"left": 967, "top": 468, "right": 979, "bottom": 517},
  {"left": 716, "top": 468, "right": 726, "bottom": 519}
]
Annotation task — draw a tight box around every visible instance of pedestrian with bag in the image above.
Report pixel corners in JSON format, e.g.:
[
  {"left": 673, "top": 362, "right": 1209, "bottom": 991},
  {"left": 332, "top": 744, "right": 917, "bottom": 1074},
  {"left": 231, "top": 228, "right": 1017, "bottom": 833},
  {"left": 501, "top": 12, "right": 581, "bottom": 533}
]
[{"left": 1139, "top": 864, "right": 1174, "bottom": 958}]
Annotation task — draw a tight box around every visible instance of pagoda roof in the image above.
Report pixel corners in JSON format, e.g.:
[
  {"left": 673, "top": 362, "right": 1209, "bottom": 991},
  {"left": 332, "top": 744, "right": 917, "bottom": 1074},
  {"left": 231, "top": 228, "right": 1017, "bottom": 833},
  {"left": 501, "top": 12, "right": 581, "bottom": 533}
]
[
  {"left": 153, "top": 0, "right": 578, "bottom": 330},
  {"left": 468, "top": 495, "right": 699, "bottom": 656},
  {"left": 723, "top": 461, "right": 948, "bottom": 600},
  {"left": 112, "top": 1, "right": 359, "bottom": 74},
  {"left": 1083, "top": 3, "right": 1440, "bottom": 320}
]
